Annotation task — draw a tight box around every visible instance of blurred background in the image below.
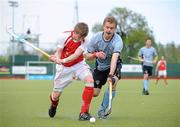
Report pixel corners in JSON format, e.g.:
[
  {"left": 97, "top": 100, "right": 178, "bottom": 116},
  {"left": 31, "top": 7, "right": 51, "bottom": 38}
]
[{"left": 0, "top": 0, "right": 180, "bottom": 79}]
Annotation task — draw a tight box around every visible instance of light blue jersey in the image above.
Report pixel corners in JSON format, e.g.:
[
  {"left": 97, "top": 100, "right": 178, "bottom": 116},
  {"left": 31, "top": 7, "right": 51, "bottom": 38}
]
[
  {"left": 87, "top": 32, "right": 123, "bottom": 71},
  {"left": 138, "top": 46, "right": 157, "bottom": 67}
]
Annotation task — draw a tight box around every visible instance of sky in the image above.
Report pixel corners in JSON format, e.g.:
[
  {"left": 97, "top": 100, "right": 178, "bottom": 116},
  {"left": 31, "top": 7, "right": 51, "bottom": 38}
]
[{"left": 0, "top": 0, "right": 180, "bottom": 46}]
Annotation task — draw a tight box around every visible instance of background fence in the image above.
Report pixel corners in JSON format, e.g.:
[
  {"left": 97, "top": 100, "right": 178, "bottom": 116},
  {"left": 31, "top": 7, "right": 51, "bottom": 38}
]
[
  {"left": 1, "top": 62, "right": 180, "bottom": 79},
  {"left": 0, "top": 41, "right": 180, "bottom": 79}
]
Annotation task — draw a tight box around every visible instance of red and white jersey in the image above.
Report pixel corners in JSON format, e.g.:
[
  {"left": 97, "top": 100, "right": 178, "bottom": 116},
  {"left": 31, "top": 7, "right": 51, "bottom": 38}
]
[
  {"left": 157, "top": 60, "right": 167, "bottom": 71},
  {"left": 56, "top": 31, "right": 86, "bottom": 67}
]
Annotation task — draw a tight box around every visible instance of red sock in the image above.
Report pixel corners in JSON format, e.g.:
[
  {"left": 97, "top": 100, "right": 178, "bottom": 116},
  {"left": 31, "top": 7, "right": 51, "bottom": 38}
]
[
  {"left": 81, "top": 86, "right": 94, "bottom": 113},
  {"left": 50, "top": 94, "right": 59, "bottom": 108},
  {"left": 156, "top": 77, "right": 160, "bottom": 81}
]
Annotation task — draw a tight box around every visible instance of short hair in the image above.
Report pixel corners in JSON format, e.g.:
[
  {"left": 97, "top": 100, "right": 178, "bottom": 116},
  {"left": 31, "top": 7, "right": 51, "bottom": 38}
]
[
  {"left": 145, "top": 37, "right": 152, "bottom": 41},
  {"left": 74, "top": 22, "right": 89, "bottom": 37},
  {"left": 103, "top": 16, "right": 118, "bottom": 28}
]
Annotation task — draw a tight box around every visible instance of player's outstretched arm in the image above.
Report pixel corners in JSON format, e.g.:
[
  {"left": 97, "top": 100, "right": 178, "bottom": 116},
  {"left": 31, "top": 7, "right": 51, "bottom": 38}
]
[
  {"left": 85, "top": 51, "right": 106, "bottom": 61},
  {"left": 109, "top": 53, "right": 119, "bottom": 76}
]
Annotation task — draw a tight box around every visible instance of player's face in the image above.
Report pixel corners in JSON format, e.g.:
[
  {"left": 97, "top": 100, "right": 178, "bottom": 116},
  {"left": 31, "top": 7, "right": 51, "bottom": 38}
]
[
  {"left": 146, "top": 39, "right": 152, "bottom": 47},
  {"left": 73, "top": 32, "right": 85, "bottom": 42},
  {"left": 103, "top": 22, "right": 116, "bottom": 38}
]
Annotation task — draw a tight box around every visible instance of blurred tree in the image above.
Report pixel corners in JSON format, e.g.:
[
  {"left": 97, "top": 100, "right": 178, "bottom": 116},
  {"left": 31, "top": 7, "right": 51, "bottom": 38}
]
[
  {"left": 92, "top": 23, "right": 103, "bottom": 33},
  {"left": 164, "top": 42, "right": 178, "bottom": 63},
  {"left": 157, "top": 43, "right": 165, "bottom": 57},
  {"left": 155, "top": 42, "right": 180, "bottom": 63},
  {"left": 176, "top": 45, "right": 180, "bottom": 63},
  {"left": 0, "top": 56, "right": 9, "bottom": 64}
]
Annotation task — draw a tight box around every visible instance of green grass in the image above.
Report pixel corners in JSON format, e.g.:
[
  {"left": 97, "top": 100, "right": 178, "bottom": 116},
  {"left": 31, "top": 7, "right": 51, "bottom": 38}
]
[{"left": 0, "top": 79, "right": 180, "bottom": 127}]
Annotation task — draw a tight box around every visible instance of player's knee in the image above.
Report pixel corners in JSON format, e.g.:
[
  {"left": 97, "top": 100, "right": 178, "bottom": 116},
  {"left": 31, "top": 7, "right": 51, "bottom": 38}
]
[
  {"left": 93, "top": 91, "right": 100, "bottom": 97},
  {"left": 85, "top": 75, "right": 94, "bottom": 83},
  {"left": 85, "top": 75, "right": 94, "bottom": 87},
  {"left": 51, "top": 92, "right": 60, "bottom": 101},
  {"left": 93, "top": 88, "right": 100, "bottom": 97}
]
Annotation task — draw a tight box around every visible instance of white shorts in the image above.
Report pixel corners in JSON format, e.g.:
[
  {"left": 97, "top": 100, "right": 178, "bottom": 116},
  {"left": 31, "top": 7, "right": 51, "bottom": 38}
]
[
  {"left": 53, "top": 61, "right": 93, "bottom": 92},
  {"left": 158, "top": 70, "right": 167, "bottom": 77}
]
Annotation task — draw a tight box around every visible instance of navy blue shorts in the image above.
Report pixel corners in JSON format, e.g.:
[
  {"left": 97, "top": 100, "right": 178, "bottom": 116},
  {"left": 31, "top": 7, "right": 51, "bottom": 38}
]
[
  {"left": 93, "top": 59, "right": 122, "bottom": 89},
  {"left": 142, "top": 65, "right": 153, "bottom": 76}
]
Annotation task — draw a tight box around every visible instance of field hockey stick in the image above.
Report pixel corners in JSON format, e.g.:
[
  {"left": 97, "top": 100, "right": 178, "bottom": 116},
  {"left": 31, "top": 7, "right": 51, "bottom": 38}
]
[
  {"left": 105, "top": 80, "right": 112, "bottom": 116},
  {"left": 128, "top": 56, "right": 152, "bottom": 63},
  {"left": 6, "top": 26, "right": 51, "bottom": 58}
]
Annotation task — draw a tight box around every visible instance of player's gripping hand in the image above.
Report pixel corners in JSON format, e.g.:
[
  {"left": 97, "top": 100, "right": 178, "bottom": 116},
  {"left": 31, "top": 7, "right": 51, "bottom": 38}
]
[
  {"left": 93, "top": 51, "right": 106, "bottom": 59},
  {"left": 49, "top": 55, "right": 62, "bottom": 64},
  {"left": 107, "top": 74, "right": 116, "bottom": 85},
  {"left": 49, "top": 55, "right": 56, "bottom": 62}
]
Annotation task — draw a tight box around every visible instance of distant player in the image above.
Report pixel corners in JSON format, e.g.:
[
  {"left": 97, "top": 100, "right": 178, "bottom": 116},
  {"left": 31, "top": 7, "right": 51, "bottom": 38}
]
[
  {"left": 138, "top": 37, "right": 158, "bottom": 95},
  {"left": 155, "top": 56, "right": 168, "bottom": 85}
]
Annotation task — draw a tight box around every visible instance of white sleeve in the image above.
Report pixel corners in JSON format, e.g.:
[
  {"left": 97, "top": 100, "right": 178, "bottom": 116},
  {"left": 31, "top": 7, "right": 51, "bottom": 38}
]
[{"left": 56, "top": 33, "right": 70, "bottom": 48}]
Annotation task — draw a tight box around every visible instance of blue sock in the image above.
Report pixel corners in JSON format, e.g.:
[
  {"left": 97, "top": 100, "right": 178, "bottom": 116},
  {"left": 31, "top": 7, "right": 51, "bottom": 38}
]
[
  {"left": 143, "top": 80, "right": 148, "bottom": 91},
  {"left": 99, "top": 89, "right": 116, "bottom": 111}
]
